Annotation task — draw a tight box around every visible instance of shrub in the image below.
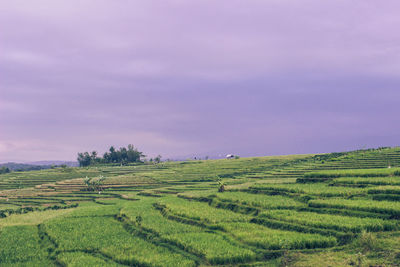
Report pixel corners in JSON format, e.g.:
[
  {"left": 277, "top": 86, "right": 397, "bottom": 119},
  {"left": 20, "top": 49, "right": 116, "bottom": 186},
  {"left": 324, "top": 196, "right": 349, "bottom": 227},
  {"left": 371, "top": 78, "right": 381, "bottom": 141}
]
[{"left": 353, "top": 231, "right": 380, "bottom": 253}]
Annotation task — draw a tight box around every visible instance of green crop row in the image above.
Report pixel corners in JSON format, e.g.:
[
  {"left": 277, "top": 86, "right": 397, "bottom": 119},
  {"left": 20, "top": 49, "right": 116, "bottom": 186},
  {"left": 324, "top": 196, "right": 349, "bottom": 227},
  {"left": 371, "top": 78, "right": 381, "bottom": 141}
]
[
  {"left": 372, "top": 194, "right": 400, "bottom": 201},
  {"left": 303, "top": 168, "right": 400, "bottom": 179},
  {"left": 367, "top": 186, "right": 400, "bottom": 195},
  {"left": 44, "top": 215, "right": 196, "bottom": 267},
  {"left": 158, "top": 197, "right": 249, "bottom": 224},
  {"left": 249, "top": 183, "right": 368, "bottom": 197},
  {"left": 0, "top": 203, "right": 78, "bottom": 218},
  {"left": 259, "top": 209, "right": 397, "bottom": 233},
  {"left": 332, "top": 177, "right": 400, "bottom": 186},
  {"left": 0, "top": 225, "right": 53, "bottom": 265},
  {"left": 122, "top": 198, "right": 205, "bottom": 235},
  {"left": 121, "top": 198, "right": 257, "bottom": 264},
  {"left": 220, "top": 222, "right": 337, "bottom": 250},
  {"left": 57, "top": 252, "right": 124, "bottom": 267},
  {"left": 165, "top": 232, "right": 256, "bottom": 264},
  {"left": 308, "top": 198, "right": 400, "bottom": 217},
  {"left": 211, "top": 192, "right": 306, "bottom": 210},
  {"left": 250, "top": 217, "right": 351, "bottom": 244}
]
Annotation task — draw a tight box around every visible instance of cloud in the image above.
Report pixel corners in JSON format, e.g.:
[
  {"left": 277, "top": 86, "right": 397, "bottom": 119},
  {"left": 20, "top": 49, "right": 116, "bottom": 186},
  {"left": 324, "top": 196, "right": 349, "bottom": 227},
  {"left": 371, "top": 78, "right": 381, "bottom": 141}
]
[{"left": 1, "top": 0, "right": 400, "bottom": 161}]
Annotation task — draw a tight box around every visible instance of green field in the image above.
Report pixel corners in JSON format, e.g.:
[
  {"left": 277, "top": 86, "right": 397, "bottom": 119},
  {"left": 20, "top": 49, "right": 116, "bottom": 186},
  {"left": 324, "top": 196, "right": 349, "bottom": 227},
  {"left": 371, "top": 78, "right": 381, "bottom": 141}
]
[{"left": 1, "top": 147, "right": 400, "bottom": 266}]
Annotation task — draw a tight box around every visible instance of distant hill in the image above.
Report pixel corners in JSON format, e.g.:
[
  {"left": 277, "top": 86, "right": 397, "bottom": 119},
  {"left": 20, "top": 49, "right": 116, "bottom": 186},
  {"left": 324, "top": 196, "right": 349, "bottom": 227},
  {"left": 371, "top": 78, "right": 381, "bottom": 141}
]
[
  {"left": 0, "top": 162, "right": 51, "bottom": 172},
  {"left": 0, "top": 161, "right": 78, "bottom": 172},
  {"left": 26, "top": 161, "right": 78, "bottom": 167}
]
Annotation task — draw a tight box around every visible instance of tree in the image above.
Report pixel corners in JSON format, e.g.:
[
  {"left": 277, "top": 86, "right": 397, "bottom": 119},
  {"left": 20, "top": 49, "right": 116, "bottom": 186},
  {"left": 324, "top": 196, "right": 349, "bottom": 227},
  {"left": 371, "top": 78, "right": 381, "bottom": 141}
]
[
  {"left": 103, "top": 151, "right": 111, "bottom": 163},
  {"left": 91, "top": 151, "right": 98, "bottom": 162},
  {"left": 109, "top": 146, "right": 118, "bottom": 163},
  {"left": 217, "top": 176, "right": 225, "bottom": 192},
  {"left": 78, "top": 145, "right": 145, "bottom": 166},
  {"left": 77, "top": 152, "right": 92, "bottom": 167},
  {"left": 127, "top": 144, "right": 144, "bottom": 163},
  {"left": 154, "top": 155, "right": 162, "bottom": 164},
  {"left": 83, "top": 175, "right": 106, "bottom": 191},
  {"left": 0, "top": 167, "right": 10, "bottom": 174}
]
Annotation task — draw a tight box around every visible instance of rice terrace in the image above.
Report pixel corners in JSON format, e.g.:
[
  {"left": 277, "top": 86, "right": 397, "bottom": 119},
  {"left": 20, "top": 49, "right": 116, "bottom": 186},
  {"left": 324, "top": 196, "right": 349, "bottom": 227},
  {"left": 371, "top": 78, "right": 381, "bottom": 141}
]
[
  {"left": 2, "top": 1, "right": 400, "bottom": 266},
  {"left": 1, "top": 147, "right": 400, "bottom": 266}
]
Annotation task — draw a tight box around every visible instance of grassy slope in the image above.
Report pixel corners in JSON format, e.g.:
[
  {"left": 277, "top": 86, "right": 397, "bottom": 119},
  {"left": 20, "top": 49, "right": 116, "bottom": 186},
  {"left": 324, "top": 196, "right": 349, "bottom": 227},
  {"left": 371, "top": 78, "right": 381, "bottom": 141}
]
[{"left": 0, "top": 147, "right": 399, "bottom": 266}]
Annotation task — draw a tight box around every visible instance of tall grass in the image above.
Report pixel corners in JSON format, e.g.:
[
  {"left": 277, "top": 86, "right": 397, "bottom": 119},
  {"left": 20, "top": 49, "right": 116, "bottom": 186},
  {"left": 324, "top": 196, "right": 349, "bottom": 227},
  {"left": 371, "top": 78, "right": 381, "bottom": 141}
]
[
  {"left": 0, "top": 225, "right": 52, "bottom": 265},
  {"left": 368, "top": 186, "right": 400, "bottom": 195},
  {"left": 165, "top": 232, "right": 256, "bottom": 264},
  {"left": 57, "top": 252, "right": 123, "bottom": 267},
  {"left": 219, "top": 222, "right": 337, "bottom": 250},
  {"left": 309, "top": 198, "right": 400, "bottom": 216},
  {"left": 304, "top": 168, "right": 400, "bottom": 179},
  {"left": 159, "top": 197, "right": 249, "bottom": 224},
  {"left": 121, "top": 198, "right": 204, "bottom": 235},
  {"left": 44, "top": 216, "right": 195, "bottom": 266},
  {"left": 250, "top": 183, "right": 368, "bottom": 197},
  {"left": 259, "top": 210, "right": 397, "bottom": 232},
  {"left": 332, "top": 177, "right": 400, "bottom": 186},
  {"left": 212, "top": 192, "right": 305, "bottom": 209},
  {"left": 122, "top": 198, "right": 258, "bottom": 264}
]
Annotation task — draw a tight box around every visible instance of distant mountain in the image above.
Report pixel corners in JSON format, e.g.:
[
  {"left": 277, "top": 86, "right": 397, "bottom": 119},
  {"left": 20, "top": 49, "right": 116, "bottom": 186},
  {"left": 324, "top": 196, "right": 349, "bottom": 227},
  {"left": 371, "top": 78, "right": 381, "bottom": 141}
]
[
  {"left": 0, "top": 161, "right": 78, "bottom": 172},
  {"left": 0, "top": 162, "right": 51, "bottom": 172},
  {"left": 26, "top": 161, "right": 79, "bottom": 167}
]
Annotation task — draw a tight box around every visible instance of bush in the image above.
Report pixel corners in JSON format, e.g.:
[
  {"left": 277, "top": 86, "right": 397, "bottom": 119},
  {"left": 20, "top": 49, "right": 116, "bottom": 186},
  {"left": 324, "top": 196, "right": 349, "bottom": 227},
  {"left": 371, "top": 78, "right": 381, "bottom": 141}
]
[{"left": 353, "top": 231, "right": 380, "bottom": 253}]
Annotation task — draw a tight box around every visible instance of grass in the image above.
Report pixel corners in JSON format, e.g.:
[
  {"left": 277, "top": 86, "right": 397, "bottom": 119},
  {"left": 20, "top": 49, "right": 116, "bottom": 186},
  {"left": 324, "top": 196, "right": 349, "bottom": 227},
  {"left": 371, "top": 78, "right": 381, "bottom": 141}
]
[
  {"left": 212, "top": 191, "right": 306, "bottom": 209},
  {"left": 57, "top": 252, "right": 124, "bottom": 267},
  {"left": 368, "top": 185, "right": 400, "bottom": 194},
  {"left": 44, "top": 216, "right": 130, "bottom": 251},
  {"left": 121, "top": 198, "right": 205, "bottom": 235},
  {"left": 45, "top": 215, "right": 196, "bottom": 266},
  {"left": 220, "top": 222, "right": 337, "bottom": 250},
  {"left": 308, "top": 198, "right": 400, "bottom": 216},
  {"left": 0, "top": 208, "right": 74, "bottom": 227},
  {"left": 286, "top": 232, "right": 400, "bottom": 267},
  {"left": 0, "top": 226, "right": 53, "bottom": 265},
  {"left": 159, "top": 196, "right": 249, "bottom": 224},
  {"left": 122, "top": 198, "right": 257, "bottom": 264},
  {"left": 259, "top": 209, "right": 398, "bottom": 232},
  {"left": 249, "top": 183, "right": 368, "bottom": 197},
  {"left": 1, "top": 147, "right": 400, "bottom": 266},
  {"left": 332, "top": 176, "right": 400, "bottom": 186},
  {"left": 102, "top": 236, "right": 196, "bottom": 267},
  {"left": 165, "top": 232, "right": 256, "bottom": 264},
  {"left": 304, "top": 168, "right": 400, "bottom": 179}
]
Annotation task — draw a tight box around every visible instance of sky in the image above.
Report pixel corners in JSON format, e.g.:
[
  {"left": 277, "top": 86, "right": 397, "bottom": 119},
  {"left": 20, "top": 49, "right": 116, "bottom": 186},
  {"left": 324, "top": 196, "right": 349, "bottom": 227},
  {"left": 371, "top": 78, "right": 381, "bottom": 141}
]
[{"left": 1, "top": 0, "right": 400, "bottom": 162}]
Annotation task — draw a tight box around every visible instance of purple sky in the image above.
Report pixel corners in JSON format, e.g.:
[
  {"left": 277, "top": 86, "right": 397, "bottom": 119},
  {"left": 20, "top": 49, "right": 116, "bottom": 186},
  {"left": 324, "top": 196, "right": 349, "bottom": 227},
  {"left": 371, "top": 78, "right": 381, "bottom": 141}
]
[{"left": 1, "top": 0, "right": 400, "bottom": 162}]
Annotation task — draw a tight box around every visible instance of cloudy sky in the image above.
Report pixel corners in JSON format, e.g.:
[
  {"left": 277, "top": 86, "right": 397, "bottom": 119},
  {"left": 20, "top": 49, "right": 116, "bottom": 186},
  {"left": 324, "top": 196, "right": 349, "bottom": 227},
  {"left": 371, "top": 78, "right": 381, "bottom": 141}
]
[{"left": 1, "top": 0, "right": 400, "bottom": 162}]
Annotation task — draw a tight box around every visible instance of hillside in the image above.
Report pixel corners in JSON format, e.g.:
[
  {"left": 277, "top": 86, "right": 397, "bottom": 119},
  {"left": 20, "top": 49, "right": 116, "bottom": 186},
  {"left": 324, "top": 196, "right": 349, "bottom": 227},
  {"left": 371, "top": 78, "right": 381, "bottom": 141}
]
[
  {"left": 0, "top": 162, "right": 52, "bottom": 172},
  {"left": 0, "top": 147, "right": 400, "bottom": 266}
]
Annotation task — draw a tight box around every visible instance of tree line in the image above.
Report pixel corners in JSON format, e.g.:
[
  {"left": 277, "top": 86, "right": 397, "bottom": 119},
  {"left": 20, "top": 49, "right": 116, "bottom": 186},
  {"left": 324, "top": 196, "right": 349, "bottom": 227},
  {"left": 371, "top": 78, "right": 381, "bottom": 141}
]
[
  {"left": 0, "top": 167, "right": 10, "bottom": 174},
  {"left": 77, "top": 144, "right": 148, "bottom": 167}
]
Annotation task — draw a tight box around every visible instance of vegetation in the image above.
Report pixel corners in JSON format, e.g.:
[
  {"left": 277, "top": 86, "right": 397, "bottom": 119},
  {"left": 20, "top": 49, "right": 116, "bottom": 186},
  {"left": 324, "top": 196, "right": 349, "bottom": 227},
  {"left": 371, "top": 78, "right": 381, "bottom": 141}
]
[
  {"left": 0, "top": 166, "right": 10, "bottom": 174},
  {"left": 77, "top": 144, "right": 145, "bottom": 166},
  {"left": 259, "top": 210, "right": 397, "bottom": 233},
  {"left": 83, "top": 175, "right": 106, "bottom": 191},
  {"left": 211, "top": 192, "right": 306, "bottom": 209},
  {"left": 221, "top": 222, "right": 337, "bottom": 250},
  {"left": 303, "top": 167, "right": 400, "bottom": 179},
  {"left": 0, "top": 147, "right": 400, "bottom": 266},
  {"left": 332, "top": 176, "right": 400, "bottom": 186},
  {"left": 308, "top": 198, "right": 400, "bottom": 217},
  {"left": 249, "top": 183, "right": 368, "bottom": 197}
]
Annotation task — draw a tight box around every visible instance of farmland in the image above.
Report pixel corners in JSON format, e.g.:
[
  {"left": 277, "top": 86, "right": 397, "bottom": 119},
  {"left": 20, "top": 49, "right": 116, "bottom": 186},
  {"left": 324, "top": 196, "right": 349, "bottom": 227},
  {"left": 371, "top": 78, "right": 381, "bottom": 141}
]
[{"left": 1, "top": 147, "right": 400, "bottom": 266}]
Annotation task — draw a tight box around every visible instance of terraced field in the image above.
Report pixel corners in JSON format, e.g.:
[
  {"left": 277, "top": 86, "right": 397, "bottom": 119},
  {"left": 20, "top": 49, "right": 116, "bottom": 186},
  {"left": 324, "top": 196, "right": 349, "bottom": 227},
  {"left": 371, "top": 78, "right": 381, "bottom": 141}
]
[{"left": 0, "top": 147, "right": 400, "bottom": 266}]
